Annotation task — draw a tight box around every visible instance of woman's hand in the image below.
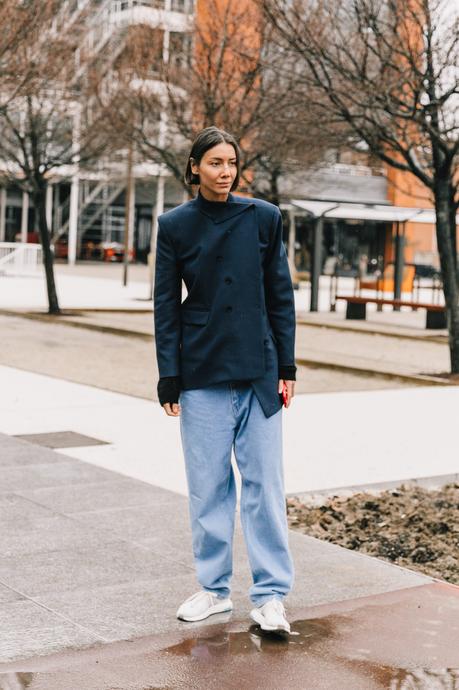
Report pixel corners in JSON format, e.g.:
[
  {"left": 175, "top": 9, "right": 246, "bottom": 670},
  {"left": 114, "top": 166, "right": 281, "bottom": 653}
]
[
  {"left": 163, "top": 402, "right": 181, "bottom": 416},
  {"left": 278, "top": 379, "right": 295, "bottom": 408}
]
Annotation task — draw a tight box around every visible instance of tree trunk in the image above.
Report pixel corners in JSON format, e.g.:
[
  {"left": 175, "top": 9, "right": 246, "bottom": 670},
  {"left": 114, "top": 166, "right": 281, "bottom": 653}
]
[
  {"left": 434, "top": 177, "right": 459, "bottom": 373},
  {"left": 33, "top": 184, "right": 61, "bottom": 315},
  {"left": 448, "top": 182, "right": 457, "bottom": 285},
  {"left": 269, "top": 166, "right": 281, "bottom": 207}
]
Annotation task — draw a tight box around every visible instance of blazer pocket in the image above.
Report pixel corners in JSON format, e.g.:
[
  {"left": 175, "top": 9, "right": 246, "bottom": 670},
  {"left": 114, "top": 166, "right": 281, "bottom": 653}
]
[{"left": 181, "top": 309, "right": 210, "bottom": 326}]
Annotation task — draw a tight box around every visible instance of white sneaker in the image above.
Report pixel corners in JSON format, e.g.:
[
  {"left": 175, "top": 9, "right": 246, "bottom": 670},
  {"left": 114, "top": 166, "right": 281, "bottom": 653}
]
[
  {"left": 176, "top": 590, "right": 233, "bottom": 622},
  {"left": 250, "top": 597, "right": 291, "bottom": 633}
]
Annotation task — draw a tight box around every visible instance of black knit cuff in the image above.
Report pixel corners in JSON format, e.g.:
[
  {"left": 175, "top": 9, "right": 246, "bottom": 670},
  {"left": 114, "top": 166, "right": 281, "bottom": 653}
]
[
  {"left": 278, "top": 365, "right": 296, "bottom": 381},
  {"left": 157, "top": 376, "right": 181, "bottom": 406}
]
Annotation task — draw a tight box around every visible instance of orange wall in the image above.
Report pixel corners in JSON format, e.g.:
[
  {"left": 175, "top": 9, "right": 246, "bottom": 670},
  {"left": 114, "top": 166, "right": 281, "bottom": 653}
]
[
  {"left": 385, "top": 164, "right": 438, "bottom": 264},
  {"left": 194, "top": 0, "right": 260, "bottom": 194}
]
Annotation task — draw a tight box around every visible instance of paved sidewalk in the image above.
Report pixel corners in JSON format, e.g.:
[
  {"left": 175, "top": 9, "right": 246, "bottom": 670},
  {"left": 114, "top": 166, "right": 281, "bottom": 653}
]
[
  {"left": 0, "top": 431, "right": 432, "bottom": 667},
  {"left": 2, "top": 365, "right": 459, "bottom": 497}
]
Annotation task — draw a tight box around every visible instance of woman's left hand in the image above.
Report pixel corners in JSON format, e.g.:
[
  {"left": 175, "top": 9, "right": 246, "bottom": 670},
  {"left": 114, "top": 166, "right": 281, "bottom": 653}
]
[{"left": 278, "top": 379, "right": 295, "bottom": 408}]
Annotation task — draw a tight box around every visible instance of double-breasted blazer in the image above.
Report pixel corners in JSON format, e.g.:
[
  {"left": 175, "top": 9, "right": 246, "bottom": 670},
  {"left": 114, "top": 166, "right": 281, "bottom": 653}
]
[{"left": 153, "top": 189, "right": 296, "bottom": 418}]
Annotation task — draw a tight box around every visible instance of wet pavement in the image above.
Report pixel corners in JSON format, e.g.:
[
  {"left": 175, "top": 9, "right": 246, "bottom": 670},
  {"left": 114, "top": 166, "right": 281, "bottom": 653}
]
[{"left": 0, "top": 582, "right": 458, "bottom": 689}]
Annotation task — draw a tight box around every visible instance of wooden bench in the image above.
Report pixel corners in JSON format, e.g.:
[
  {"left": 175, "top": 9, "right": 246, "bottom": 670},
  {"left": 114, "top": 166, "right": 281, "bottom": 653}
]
[{"left": 335, "top": 295, "right": 447, "bottom": 330}]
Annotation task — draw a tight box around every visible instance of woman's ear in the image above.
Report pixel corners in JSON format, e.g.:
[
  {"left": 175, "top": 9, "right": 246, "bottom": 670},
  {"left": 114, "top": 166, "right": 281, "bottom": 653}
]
[{"left": 190, "top": 157, "right": 198, "bottom": 175}]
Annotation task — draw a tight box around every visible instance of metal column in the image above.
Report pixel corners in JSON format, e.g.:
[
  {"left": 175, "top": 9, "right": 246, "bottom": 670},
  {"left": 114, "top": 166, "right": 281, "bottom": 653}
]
[
  {"left": 0, "top": 188, "right": 6, "bottom": 242},
  {"left": 45, "top": 182, "right": 53, "bottom": 233},
  {"left": 21, "top": 191, "right": 29, "bottom": 243},
  {"left": 310, "top": 216, "right": 323, "bottom": 312},
  {"left": 393, "top": 221, "right": 405, "bottom": 310},
  {"left": 123, "top": 144, "right": 135, "bottom": 287},
  {"left": 68, "top": 105, "right": 81, "bottom": 265},
  {"left": 150, "top": 174, "right": 165, "bottom": 299},
  {"left": 288, "top": 208, "right": 296, "bottom": 267}
]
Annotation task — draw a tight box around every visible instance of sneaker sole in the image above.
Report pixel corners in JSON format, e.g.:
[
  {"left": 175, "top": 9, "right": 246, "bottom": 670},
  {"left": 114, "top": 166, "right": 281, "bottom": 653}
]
[
  {"left": 250, "top": 607, "right": 291, "bottom": 633},
  {"left": 177, "top": 600, "right": 233, "bottom": 622}
]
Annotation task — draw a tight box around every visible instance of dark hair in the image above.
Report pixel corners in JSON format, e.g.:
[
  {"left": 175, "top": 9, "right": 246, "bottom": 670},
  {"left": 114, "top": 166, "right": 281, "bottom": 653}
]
[{"left": 184, "top": 126, "right": 241, "bottom": 191}]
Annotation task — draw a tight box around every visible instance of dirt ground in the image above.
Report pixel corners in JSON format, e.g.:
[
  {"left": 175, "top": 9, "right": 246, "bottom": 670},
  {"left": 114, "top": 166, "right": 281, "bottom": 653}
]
[{"left": 287, "top": 483, "right": 459, "bottom": 585}]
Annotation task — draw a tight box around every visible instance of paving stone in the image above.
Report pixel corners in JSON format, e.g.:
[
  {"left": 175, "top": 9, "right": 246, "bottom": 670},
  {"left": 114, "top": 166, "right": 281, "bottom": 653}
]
[
  {"left": 283, "top": 530, "right": 430, "bottom": 609},
  {"left": 72, "top": 500, "right": 190, "bottom": 542},
  {"left": 17, "top": 478, "right": 179, "bottom": 514},
  {"left": 0, "top": 461, "right": 120, "bottom": 493},
  {"left": 34, "top": 574, "right": 207, "bottom": 640},
  {"left": 0, "top": 585, "right": 24, "bottom": 604},
  {"left": 0, "top": 600, "right": 102, "bottom": 663},
  {"left": 0, "top": 541, "right": 192, "bottom": 598},
  {"left": 2, "top": 515, "right": 121, "bottom": 558},
  {"left": 0, "top": 494, "right": 60, "bottom": 527},
  {"left": 0, "top": 439, "right": 63, "bottom": 467}
]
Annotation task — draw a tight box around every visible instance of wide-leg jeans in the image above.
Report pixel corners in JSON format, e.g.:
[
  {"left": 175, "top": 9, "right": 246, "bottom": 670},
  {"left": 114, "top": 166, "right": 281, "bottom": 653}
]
[{"left": 178, "top": 380, "right": 294, "bottom": 607}]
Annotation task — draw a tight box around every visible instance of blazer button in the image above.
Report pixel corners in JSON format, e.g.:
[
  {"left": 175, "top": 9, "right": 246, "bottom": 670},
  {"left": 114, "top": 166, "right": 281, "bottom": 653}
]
[
  {"left": 225, "top": 305, "right": 233, "bottom": 312},
  {"left": 216, "top": 255, "right": 223, "bottom": 262},
  {"left": 264, "top": 338, "right": 269, "bottom": 345},
  {"left": 224, "top": 277, "right": 232, "bottom": 284}
]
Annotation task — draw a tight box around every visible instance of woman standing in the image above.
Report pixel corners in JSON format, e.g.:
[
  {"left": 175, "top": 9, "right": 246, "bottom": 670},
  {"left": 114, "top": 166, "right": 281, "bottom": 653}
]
[{"left": 154, "top": 126, "right": 296, "bottom": 633}]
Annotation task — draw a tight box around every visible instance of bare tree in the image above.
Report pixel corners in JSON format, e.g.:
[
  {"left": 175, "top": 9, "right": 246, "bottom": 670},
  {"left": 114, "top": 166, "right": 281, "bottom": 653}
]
[
  {"left": 262, "top": 0, "right": 459, "bottom": 372},
  {"left": 0, "top": 0, "right": 113, "bottom": 314},
  {"left": 98, "top": 0, "right": 336, "bottom": 204}
]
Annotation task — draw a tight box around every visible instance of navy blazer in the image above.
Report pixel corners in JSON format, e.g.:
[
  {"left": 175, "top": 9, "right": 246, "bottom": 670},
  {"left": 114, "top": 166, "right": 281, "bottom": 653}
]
[{"left": 153, "top": 189, "right": 296, "bottom": 418}]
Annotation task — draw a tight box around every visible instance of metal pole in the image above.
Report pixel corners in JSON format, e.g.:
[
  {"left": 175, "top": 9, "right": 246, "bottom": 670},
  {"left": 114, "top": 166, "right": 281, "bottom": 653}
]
[
  {"left": 45, "top": 182, "right": 53, "bottom": 234},
  {"left": 288, "top": 208, "right": 296, "bottom": 267},
  {"left": 149, "top": 174, "right": 165, "bottom": 299},
  {"left": 148, "top": 18, "right": 170, "bottom": 299},
  {"left": 393, "top": 221, "right": 405, "bottom": 310},
  {"left": 68, "top": 105, "right": 81, "bottom": 265},
  {"left": 310, "top": 216, "right": 323, "bottom": 312},
  {"left": 123, "top": 143, "right": 134, "bottom": 287},
  {"left": 0, "top": 188, "right": 6, "bottom": 242},
  {"left": 21, "top": 191, "right": 29, "bottom": 243}
]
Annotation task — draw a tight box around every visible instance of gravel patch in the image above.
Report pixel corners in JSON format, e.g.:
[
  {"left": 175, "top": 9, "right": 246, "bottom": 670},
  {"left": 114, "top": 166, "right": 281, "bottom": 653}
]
[{"left": 287, "top": 483, "right": 459, "bottom": 585}]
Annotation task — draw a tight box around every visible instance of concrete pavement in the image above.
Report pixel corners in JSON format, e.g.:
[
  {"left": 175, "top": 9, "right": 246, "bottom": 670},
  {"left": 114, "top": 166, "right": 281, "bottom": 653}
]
[
  {"left": 1, "top": 365, "right": 459, "bottom": 497},
  {"left": 0, "top": 430, "right": 433, "bottom": 668},
  {"left": 2, "top": 582, "right": 459, "bottom": 690},
  {"left": 1, "top": 265, "right": 458, "bottom": 687}
]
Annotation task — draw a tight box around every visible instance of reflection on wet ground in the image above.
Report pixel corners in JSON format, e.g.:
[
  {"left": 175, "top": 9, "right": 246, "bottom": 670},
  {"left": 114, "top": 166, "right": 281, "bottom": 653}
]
[
  {"left": 1, "top": 583, "right": 459, "bottom": 690},
  {"left": 161, "top": 618, "right": 459, "bottom": 690}
]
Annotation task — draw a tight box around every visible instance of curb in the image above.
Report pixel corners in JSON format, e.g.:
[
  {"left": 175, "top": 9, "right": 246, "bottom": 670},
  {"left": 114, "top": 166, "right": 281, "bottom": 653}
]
[
  {"left": 295, "top": 356, "right": 454, "bottom": 387},
  {"left": 0, "top": 309, "right": 153, "bottom": 341},
  {"left": 296, "top": 318, "right": 447, "bottom": 345}
]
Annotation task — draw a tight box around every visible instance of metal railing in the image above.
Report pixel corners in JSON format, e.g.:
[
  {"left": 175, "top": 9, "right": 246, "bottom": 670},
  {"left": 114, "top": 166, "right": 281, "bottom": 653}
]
[
  {"left": 0, "top": 243, "right": 43, "bottom": 276},
  {"left": 111, "top": 0, "right": 194, "bottom": 12}
]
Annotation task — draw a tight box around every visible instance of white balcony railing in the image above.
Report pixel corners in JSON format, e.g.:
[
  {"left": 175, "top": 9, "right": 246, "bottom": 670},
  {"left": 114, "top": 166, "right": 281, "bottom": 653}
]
[
  {"left": 0, "top": 243, "right": 43, "bottom": 276},
  {"left": 112, "top": 0, "right": 194, "bottom": 12}
]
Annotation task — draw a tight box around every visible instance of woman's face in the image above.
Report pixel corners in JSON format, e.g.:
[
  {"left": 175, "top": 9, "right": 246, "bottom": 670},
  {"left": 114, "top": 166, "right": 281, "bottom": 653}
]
[{"left": 191, "top": 142, "right": 238, "bottom": 200}]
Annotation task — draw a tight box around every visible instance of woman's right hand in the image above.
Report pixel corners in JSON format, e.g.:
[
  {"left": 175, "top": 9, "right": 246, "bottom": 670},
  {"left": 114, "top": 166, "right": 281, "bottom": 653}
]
[
  {"left": 157, "top": 377, "right": 181, "bottom": 415},
  {"left": 163, "top": 402, "right": 181, "bottom": 416}
]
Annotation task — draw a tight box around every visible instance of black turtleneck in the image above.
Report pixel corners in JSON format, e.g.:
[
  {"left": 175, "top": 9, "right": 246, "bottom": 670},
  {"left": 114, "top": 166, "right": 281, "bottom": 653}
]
[
  {"left": 197, "top": 188, "right": 234, "bottom": 207},
  {"left": 157, "top": 188, "right": 297, "bottom": 406}
]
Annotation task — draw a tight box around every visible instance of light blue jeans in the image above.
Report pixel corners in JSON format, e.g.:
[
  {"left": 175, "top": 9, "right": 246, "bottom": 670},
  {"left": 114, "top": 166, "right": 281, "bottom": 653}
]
[{"left": 179, "top": 380, "right": 294, "bottom": 607}]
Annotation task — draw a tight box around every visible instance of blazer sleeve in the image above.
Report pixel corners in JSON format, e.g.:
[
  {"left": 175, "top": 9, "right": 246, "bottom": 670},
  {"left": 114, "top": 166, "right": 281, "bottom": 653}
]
[
  {"left": 263, "top": 207, "right": 296, "bottom": 368},
  {"left": 153, "top": 217, "right": 182, "bottom": 378}
]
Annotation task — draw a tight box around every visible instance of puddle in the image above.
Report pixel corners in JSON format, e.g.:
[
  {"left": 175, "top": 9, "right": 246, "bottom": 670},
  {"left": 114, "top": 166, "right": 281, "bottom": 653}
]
[
  {"left": 163, "top": 618, "right": 334, "bottom": 659},
  {"left": 2, "top": 584, "right": 459, "bottom": 690},
  {"left": 161, "top": 617, "right": 459, "bottom": 689}
]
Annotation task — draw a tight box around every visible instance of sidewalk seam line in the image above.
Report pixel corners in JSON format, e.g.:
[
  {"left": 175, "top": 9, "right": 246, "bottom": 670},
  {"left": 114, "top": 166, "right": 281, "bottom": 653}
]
[{"left": 0, "top": 579, "right": 109, "bottom": 643}]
